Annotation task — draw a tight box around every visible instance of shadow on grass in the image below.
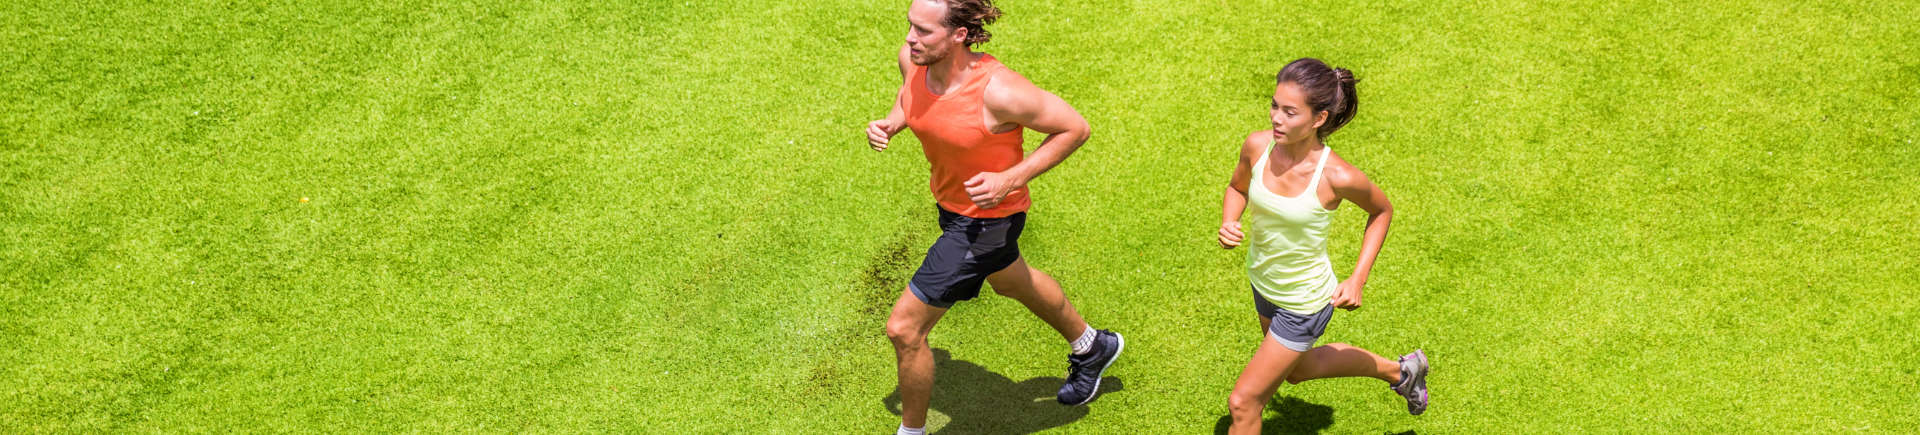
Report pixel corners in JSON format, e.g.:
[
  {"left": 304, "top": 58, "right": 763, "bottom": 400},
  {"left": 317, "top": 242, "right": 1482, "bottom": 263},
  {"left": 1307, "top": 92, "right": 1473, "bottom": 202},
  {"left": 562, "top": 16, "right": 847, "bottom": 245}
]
[
  {"left": 882, "top": 348, "right": 1125, "bottom": 434},
  {"left": 1210, "top": 396, "right": 1338, "bottom": 434}
]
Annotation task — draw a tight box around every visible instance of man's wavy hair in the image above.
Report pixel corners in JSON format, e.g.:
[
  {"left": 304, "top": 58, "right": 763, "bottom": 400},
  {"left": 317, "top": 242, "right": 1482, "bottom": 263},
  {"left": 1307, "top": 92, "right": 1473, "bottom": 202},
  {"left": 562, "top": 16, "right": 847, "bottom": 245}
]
[{"left": 943, "top": 0, "right": 1002, "bottom": 47}]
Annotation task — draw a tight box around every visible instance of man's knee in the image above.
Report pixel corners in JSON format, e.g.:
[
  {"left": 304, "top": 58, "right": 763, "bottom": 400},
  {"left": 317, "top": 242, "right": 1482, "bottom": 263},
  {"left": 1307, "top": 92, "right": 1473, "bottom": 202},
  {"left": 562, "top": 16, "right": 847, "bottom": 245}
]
[{"left": 886, "top": 314, "right": 926, "bottom": 347}]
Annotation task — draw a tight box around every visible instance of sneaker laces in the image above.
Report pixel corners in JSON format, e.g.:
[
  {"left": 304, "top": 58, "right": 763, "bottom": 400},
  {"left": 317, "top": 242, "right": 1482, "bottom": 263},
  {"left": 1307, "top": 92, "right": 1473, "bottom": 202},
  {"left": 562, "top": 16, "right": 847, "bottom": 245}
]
[{"left": 1069, "top": 351, "right": 1103, "bottom": 377}]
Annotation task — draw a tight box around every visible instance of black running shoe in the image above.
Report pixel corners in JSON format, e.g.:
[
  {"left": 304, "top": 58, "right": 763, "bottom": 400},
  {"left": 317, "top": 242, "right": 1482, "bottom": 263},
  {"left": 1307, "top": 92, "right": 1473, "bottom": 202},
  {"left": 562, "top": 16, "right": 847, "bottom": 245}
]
[{"left": 1056, "top": 329, "right": 1124, "bottom": 405}]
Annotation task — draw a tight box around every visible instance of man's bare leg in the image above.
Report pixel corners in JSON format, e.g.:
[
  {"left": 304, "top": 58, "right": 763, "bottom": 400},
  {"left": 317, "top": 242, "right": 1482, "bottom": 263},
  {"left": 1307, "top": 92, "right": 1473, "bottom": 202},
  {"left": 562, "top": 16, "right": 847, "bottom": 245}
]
[
  {"left": 885, "top": 289, "right": 948, "bottom": 428},
  {"left": 986, "top": 257, "right": 1087, "bottom": 340}
]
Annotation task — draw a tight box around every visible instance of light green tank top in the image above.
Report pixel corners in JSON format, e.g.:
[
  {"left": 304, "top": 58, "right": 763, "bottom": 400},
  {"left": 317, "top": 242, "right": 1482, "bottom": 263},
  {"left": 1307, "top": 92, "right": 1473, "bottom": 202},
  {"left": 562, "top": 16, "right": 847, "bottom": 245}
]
[{"left": 1246, "top": 141, "right": 1338, "bottom": 315}]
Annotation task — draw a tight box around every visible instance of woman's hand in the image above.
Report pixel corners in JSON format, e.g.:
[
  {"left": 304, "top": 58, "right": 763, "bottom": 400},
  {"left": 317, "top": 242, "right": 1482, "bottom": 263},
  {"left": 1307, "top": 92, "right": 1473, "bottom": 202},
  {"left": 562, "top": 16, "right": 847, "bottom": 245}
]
[
  {"left": 1331, "top": 279, "right": 1365, "bottom": 310},
  {"left": 1218, "top": 221, "right": 1244, "bottom": 249}
]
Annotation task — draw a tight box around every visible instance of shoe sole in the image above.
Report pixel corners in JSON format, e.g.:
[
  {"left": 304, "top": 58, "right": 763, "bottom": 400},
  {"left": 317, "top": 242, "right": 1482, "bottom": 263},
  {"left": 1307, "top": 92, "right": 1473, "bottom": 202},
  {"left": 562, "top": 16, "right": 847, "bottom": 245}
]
[{"left": 1069, "top": 332, "right": 1124, "bottom": 406}]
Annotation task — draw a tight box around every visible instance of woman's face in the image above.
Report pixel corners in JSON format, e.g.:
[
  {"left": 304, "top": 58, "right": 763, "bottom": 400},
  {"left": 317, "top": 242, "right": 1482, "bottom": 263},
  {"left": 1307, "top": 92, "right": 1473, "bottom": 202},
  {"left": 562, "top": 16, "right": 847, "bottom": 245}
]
[{"left": 1270, "top": 82, "right": 1326, "bottom": 145}]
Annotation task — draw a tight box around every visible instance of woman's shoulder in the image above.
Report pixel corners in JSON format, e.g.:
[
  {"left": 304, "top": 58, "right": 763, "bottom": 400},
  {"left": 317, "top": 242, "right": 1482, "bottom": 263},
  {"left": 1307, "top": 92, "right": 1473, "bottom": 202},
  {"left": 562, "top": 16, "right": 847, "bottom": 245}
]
[
  {"left": 1239, "top": 131, "right": 1271, "bottom": 161},
  {"left": 1321, "top": 148, "right": 1374, "bottom": 192}
]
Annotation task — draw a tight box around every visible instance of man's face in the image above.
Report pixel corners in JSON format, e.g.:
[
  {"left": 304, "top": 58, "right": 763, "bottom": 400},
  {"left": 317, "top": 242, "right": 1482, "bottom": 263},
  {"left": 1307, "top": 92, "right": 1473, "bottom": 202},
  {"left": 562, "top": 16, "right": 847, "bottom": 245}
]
[{"left": 905, "top": 0, "right": 963, "bottom": 66}]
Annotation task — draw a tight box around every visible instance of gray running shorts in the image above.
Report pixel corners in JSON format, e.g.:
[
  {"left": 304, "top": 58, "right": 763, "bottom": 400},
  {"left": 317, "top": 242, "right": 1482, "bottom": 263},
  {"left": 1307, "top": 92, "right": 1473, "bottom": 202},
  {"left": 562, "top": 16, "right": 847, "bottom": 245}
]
[{"left": 1252, "top": 286, "right": 1334, "bottom": 352}]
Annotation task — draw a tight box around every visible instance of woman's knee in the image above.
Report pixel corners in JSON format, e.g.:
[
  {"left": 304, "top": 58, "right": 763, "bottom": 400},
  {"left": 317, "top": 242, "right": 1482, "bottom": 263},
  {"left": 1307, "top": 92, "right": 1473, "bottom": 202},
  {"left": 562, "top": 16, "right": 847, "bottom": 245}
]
[{"left": 1227, "top": 390, "right": 1265, "bottom": 415}]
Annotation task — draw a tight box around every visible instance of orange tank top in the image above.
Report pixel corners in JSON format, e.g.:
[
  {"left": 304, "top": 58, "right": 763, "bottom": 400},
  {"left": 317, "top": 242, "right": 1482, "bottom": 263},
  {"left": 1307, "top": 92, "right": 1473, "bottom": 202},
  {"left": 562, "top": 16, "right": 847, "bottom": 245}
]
[{"left": 902, "top": 54, "right": 1030, "bottom": 218}]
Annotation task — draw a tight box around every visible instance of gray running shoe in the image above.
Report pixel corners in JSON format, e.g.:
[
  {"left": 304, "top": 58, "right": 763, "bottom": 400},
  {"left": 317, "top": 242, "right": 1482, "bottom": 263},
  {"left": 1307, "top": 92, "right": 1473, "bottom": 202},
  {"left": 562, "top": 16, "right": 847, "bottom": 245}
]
[{"left": 1392, "top": 349, "right": 1429, "bottom": 415}]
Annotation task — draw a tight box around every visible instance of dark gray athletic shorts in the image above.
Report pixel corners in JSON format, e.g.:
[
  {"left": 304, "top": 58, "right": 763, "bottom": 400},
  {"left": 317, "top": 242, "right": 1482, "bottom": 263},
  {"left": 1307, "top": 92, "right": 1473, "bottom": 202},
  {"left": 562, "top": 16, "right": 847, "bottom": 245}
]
[
  {"left": 1253, "top": 286, "right": 1334, "bottom": 352},
  {"left": 907, "top": 206, "right": 1026, "bottom": 308}
]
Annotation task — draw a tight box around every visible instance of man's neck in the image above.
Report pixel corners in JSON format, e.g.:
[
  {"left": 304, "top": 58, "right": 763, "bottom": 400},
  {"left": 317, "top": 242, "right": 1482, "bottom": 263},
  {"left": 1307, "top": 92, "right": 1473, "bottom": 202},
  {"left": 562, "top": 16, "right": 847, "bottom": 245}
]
[{"left": 925, "top": 50, "right": 981, "bottom": 93}]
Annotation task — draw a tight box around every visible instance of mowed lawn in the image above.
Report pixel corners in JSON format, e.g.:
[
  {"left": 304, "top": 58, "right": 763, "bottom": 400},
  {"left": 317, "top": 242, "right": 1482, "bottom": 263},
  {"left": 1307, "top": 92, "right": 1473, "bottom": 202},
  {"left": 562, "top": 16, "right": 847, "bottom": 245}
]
[{"left": 3, "top": 0, "right": 1916, "bottom": 432}]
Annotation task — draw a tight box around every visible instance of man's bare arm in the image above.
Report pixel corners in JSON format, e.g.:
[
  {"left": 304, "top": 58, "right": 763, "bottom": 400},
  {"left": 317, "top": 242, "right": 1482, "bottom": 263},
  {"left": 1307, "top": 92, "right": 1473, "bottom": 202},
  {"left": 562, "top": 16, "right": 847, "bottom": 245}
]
[{"left": 961, "top": 71, "right": 1090, "bottom": 208}]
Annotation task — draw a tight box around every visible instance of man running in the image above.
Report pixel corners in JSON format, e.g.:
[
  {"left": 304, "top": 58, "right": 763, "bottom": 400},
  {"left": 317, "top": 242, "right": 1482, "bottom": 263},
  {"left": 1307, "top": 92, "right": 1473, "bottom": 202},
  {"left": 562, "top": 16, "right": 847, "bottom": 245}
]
[{"left": 865, "top": 1, "right": 1122, "bottom": 434}]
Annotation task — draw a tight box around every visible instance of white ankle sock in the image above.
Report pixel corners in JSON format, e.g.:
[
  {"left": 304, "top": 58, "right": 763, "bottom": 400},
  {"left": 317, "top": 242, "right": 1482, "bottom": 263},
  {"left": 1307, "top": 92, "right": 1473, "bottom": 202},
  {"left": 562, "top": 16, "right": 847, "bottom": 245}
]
[
  {"left": 897, "top": 424, "right": 925, "bottom": 435},
  {"left": 1070, "top": 326, "right": 1097, "bottom": 355}
]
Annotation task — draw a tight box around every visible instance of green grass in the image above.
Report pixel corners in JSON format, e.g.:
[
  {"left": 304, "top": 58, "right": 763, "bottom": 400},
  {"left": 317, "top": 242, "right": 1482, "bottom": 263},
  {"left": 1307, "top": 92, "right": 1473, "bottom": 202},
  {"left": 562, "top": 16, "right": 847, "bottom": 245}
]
[{"left": 4, "top": 0, "right": 1917, "bottom": 432}]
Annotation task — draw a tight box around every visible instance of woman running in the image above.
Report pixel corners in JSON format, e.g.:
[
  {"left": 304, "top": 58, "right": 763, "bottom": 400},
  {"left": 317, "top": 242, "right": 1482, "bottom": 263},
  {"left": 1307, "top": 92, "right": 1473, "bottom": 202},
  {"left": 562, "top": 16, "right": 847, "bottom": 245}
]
[{"left": 1216, "top": 58, "right": 1428, "bottom": 433}]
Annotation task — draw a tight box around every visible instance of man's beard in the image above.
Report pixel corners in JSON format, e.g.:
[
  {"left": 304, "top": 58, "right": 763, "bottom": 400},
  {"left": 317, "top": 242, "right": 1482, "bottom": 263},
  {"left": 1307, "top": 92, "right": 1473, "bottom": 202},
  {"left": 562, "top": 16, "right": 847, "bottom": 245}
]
[{"left": 911, "top": 46, "right": 947, "bottom": 66}]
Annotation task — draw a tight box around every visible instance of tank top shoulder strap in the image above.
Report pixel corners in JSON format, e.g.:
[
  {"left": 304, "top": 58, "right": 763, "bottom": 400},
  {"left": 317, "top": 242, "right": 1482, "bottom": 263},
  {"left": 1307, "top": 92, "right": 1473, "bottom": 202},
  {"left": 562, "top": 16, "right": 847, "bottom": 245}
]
[
  {"left": 968, "top": 55, "right": 1006, "bottom": 90},
  {"left": 906, "top": 62, "right": 929, "bottom": 98},
  {"left": 977, "top": 54, "right": 1005, "bottom": 73},
  {"left": 1252, "top": 137, "right": 1276, "bottom": 177},
  {"left": 1303, "top": 147, "right": 1331, "bottom": 193}
]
